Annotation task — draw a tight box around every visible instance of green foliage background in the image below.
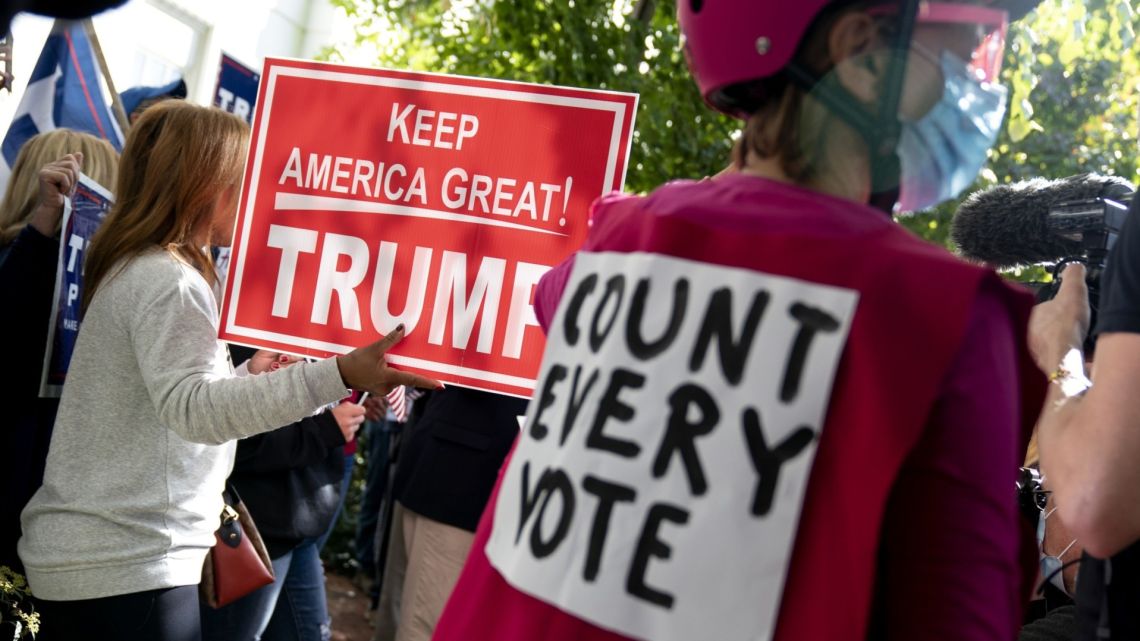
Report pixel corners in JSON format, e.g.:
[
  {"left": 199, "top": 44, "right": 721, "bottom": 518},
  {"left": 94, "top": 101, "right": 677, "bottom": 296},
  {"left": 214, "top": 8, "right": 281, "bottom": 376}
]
[{"left": 897, "top": 0, "right": 1139, "bottom": 272}]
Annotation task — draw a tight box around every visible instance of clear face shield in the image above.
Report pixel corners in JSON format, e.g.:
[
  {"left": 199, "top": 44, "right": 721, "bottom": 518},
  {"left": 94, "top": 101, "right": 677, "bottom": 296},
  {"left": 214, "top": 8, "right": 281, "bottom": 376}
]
[
  {"left": 917, "top": 3, "right": 1009, "bottom": 84},
  {"left": 870, "top": 2, "right": 1009, "bottom": 82},
  {"left": 868, "top": 2, "right": 1012, "bottom": 212}
]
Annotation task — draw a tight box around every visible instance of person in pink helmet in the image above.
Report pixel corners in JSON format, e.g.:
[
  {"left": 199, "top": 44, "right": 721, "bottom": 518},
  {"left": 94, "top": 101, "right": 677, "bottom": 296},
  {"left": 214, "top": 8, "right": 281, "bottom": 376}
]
[{"left": 432, "top": 1, "right": 1048, "bottom": 640}]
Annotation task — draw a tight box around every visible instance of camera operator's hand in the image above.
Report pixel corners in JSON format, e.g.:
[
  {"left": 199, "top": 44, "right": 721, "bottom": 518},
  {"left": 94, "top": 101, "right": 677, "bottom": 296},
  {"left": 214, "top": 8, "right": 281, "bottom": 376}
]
[{"left": 1029, "top": 263, "right": 1091, "bottom": 373}]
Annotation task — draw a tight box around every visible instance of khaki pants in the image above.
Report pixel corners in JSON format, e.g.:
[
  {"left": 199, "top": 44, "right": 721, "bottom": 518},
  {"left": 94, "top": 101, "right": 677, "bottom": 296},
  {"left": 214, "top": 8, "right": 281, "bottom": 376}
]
[{"left": 374, "top": 504, "right": 473, "bottom": 641}]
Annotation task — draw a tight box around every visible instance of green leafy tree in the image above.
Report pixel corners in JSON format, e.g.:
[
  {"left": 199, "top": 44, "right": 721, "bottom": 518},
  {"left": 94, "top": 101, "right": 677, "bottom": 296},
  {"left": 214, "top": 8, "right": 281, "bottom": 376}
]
[{"left": 1, "top": 565, "right": 39, "bottom": 640}]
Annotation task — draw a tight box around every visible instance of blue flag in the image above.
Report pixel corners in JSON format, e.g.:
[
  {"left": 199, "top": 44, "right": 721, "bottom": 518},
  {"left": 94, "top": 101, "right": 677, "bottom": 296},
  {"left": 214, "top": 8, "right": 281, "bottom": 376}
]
[{"left": 0, "top": 21, "right": 123, "bottom": 197}]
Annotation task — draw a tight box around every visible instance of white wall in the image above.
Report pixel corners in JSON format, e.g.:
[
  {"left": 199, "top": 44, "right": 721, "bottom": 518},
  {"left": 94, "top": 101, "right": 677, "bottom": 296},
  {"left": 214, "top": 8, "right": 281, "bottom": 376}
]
[{"left": 0, "top": 0, "right": 354, "bottom": 126}]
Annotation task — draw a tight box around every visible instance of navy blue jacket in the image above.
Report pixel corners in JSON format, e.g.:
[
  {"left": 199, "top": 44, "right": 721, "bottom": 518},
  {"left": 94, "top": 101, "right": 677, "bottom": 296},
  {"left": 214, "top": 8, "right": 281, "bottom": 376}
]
[
  {"left": 393, "top": 387, "right": 526, "bottom": 532},
  {"left": 226, "top": 346, "right": 348, "bottom": 558}
]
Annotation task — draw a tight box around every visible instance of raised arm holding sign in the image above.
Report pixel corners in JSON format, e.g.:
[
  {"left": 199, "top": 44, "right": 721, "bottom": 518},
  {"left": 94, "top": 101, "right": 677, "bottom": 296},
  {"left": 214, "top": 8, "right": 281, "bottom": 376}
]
[{"left": 40, "top": 171, "right": 113, "bottom": 397}]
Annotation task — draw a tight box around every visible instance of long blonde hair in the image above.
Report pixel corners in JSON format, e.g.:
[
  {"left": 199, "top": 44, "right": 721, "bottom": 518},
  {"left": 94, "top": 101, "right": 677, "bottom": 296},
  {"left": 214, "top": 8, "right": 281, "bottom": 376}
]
[
  {"left": 0, "top": 129, "right": 118, "bottom": 244},
  {"left": 83, "top": 101, "right": 249, "bottom": 313}
]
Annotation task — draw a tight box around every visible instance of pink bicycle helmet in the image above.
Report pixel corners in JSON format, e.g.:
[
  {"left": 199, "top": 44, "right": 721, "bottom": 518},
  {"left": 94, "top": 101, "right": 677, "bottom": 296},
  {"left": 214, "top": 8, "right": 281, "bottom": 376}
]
[{"left": 679, "top": 0, "right": 1044, "bottom": 115}]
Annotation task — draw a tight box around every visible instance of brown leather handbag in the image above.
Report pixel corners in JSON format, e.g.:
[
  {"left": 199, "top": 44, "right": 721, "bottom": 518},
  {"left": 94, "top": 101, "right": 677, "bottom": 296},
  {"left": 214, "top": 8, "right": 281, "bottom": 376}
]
[{"left": 200, "top": 484, "right": 275, "bottom": 608}]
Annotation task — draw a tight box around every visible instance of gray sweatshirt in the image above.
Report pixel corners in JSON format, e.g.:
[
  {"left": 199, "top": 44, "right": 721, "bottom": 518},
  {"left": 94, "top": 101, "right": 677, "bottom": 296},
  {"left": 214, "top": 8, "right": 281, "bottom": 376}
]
[{"left": 19, "top": 249, "right": 349, "bottom": 600}]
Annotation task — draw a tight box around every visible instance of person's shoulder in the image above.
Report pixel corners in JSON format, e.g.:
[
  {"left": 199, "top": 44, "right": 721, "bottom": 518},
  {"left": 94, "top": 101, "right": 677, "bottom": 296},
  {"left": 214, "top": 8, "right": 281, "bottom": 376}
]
[
  {"left": 589, "top": 179, "right": 709, "bottom": 212},
  {"left": 876, "top": 225, "right": 1039, "bottom": 317},
  {"left": 123, "top": 249, "right": 202, "bottom": 279},
  {"left": 585, "top": 180, "right": 704, "bottom": 232},
  {"left": 588, "top": 189, "right": 646, "bottom": 223},
  {"left": 641, "top": 178, "right": 708, "bottom": 212},
  {"left": 104, "top": 249, "right": 210, "bottom": 305},
  {"left": 881, "top": 222, "right": 980, "bottom": 271}
]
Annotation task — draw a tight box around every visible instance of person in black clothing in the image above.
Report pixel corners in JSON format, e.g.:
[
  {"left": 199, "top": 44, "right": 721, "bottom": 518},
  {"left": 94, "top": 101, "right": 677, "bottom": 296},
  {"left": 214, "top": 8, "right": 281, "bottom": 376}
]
[
  {"left": 1019, "top": 605, "right": 1077, "bottom": 641},
  {"left": 1031, "top": 192, "right": 1140, "bottom": 639},
  {"left": 0, "top": 130, "right": 117, "bottom": 573},
  {"left": 380, "top": 386, "right": 525, "bottom": 641}
]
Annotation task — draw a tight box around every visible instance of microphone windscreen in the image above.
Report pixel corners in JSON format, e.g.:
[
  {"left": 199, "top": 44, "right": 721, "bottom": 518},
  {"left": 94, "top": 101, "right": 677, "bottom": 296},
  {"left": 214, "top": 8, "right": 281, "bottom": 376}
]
[{"left": 951, "top": 174, "right": 1134, "bottom": 268}]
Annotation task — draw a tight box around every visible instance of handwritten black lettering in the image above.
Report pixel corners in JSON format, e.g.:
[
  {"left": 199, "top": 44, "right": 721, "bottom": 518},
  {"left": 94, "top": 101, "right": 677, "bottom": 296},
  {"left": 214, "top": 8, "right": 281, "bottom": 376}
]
[
  {"left": 585, "top": 368, "right": 645, "bottom": 458},
  {"left": 689, "top": 288, "right": 769, "bottom": 385},
  {"left": 563, "top": 273, "right": 598, "bottom": 347},
  {"left": 516, "top": 461, "right": 544, "bottom": 544},
  {"left": 581, "top": 475, "right": 637, "bottom": 582},
  {"left": 626, "top": 277, "right": 688, "bottom": 360},
  {"left": 742, "top": 408, "right": 815, "bottom": 517},
  {"left": 530, "top": 364, "right": 567, "bottom": 441},
  {"left": 652, "top": 383, "right": 719, "bottom": 496},
  {"left": 560, "top": 366, "right": 600, "bottom": 447},
  {"left": 780, "top": 303, "right": 840, "bottom": 403},
  {"left": 530, "top": 468, "right": 576, "bottom": 559},
  {"left": 627, "top": 503, "right": 689, "bottom": 609},
  {"left": 589, "top": 274, "right": 626, "bottom": 353}
]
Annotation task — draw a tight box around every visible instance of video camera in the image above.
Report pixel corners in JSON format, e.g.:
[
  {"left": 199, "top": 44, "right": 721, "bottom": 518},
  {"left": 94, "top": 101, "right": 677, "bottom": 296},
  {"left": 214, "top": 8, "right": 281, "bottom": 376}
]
[{"left": 1028, "top": 187, "right": 1134, "bottom": 355}]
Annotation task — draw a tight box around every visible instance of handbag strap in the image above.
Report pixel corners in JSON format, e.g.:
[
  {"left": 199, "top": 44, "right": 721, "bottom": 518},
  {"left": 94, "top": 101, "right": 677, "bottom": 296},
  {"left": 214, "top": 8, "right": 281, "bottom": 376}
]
[
  {"left": 218, "top": 481, "right": 244, "bottom": 547},
  {"left": 222, "top": 482, "right": 244, "bottom": 507}
]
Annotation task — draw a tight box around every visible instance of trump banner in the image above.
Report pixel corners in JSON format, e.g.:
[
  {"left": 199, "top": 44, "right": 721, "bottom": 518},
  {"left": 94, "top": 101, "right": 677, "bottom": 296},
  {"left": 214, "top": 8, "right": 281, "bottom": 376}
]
[
  {"left": 214, "top": 53, "right": 259, "bottom": 124},
  {"left": 219, "top": 59, "right": 638, "bottom": 397},
  {"left": 40, "top": 174, "right": 113, "bottom": 397}
]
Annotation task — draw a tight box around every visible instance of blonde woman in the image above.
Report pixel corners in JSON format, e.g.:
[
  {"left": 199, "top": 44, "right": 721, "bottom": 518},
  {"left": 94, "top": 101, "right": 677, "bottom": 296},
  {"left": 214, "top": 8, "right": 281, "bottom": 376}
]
[
  {"left": 0, "top": 128, "right": 117, "bottom": 247},
  {"left": 0, "top": 129, "right": 119, "bottom": 576},
  {"left": 18, "top": 102, "right": 439, "bottom": 641}
]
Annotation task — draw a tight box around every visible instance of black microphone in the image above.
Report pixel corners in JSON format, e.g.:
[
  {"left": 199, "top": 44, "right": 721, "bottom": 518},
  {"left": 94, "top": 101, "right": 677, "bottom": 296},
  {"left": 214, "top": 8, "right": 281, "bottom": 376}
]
[{"left": 951, "top": 173, "right": 1135, "bottom": 268}]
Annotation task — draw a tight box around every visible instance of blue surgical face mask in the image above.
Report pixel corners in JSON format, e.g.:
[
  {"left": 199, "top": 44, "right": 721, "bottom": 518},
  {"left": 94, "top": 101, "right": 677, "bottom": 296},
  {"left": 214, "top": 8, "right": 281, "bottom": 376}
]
[
  {"left": 1037, "top": 506, "right": 1077, "bottom": 595},
  {"left": 895, "top": 49, "right": 1008, "bottom": 213}
]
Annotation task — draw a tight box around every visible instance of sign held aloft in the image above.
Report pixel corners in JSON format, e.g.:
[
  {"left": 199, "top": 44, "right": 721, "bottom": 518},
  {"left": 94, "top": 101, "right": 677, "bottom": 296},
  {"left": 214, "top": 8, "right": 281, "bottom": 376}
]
[
  {"left": 41, "top": 174, "right": 113, "bottom": 397},
  {"left": 213, "top": 53, "right": 259, "bottom": 125},
  {"left": 219, "top": 58, "right": 637, "bottom": 397}
]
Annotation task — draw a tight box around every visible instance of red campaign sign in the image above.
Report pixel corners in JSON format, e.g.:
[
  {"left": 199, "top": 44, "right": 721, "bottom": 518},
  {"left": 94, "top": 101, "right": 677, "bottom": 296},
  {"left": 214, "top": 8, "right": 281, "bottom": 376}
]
[{"left": 219, "top": 58, "right": 638, "bottom": 397}]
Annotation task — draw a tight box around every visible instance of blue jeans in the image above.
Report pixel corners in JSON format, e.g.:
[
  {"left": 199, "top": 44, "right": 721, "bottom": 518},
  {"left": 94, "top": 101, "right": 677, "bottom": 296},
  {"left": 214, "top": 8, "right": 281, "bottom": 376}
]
[
  {"left": 201, "top": 550, "right": 294, "bottom": 641},
  {"left": 202, "top": 541, "right": 332, "bottom": 641},
  {"left": 263, "top": 540, "right": 330, "bottom": 641},
  {"left": 354, "top": 419, "right": 393, "bottom": 576},
  {"left": 316, "top": 452, "right": 354, "bottom": 551}
]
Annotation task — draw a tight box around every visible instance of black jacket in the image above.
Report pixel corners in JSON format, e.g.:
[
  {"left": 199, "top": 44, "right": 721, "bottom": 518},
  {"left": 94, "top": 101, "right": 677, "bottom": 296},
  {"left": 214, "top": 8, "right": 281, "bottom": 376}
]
[
  {"left": 393, "top": 387, "right": 526, "bottom": 532},
  {"left": 0, "top": 227, "right": 62, "bottom": 572},
  {"left": 226, "top": 348, "right": 348, "bottom": 558}
]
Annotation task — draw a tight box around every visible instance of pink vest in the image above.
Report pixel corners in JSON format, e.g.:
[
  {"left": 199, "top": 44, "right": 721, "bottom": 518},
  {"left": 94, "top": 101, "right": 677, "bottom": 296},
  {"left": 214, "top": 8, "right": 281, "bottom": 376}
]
[{"left": 433, "top": 179, "right": 1045, "bottom": 641}]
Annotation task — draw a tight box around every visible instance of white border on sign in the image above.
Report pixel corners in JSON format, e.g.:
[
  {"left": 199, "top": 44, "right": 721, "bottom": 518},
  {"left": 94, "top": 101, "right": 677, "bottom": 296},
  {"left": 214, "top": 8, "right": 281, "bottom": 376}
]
[
  {"left": 274, "top": 193, "right": 570, "bottom": 237},
  {"left": 224, "top": 323, "right": 537, "bottom": 389},
  {"left": 224, "top": 62, "right": 633, "bottom": 392}
]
